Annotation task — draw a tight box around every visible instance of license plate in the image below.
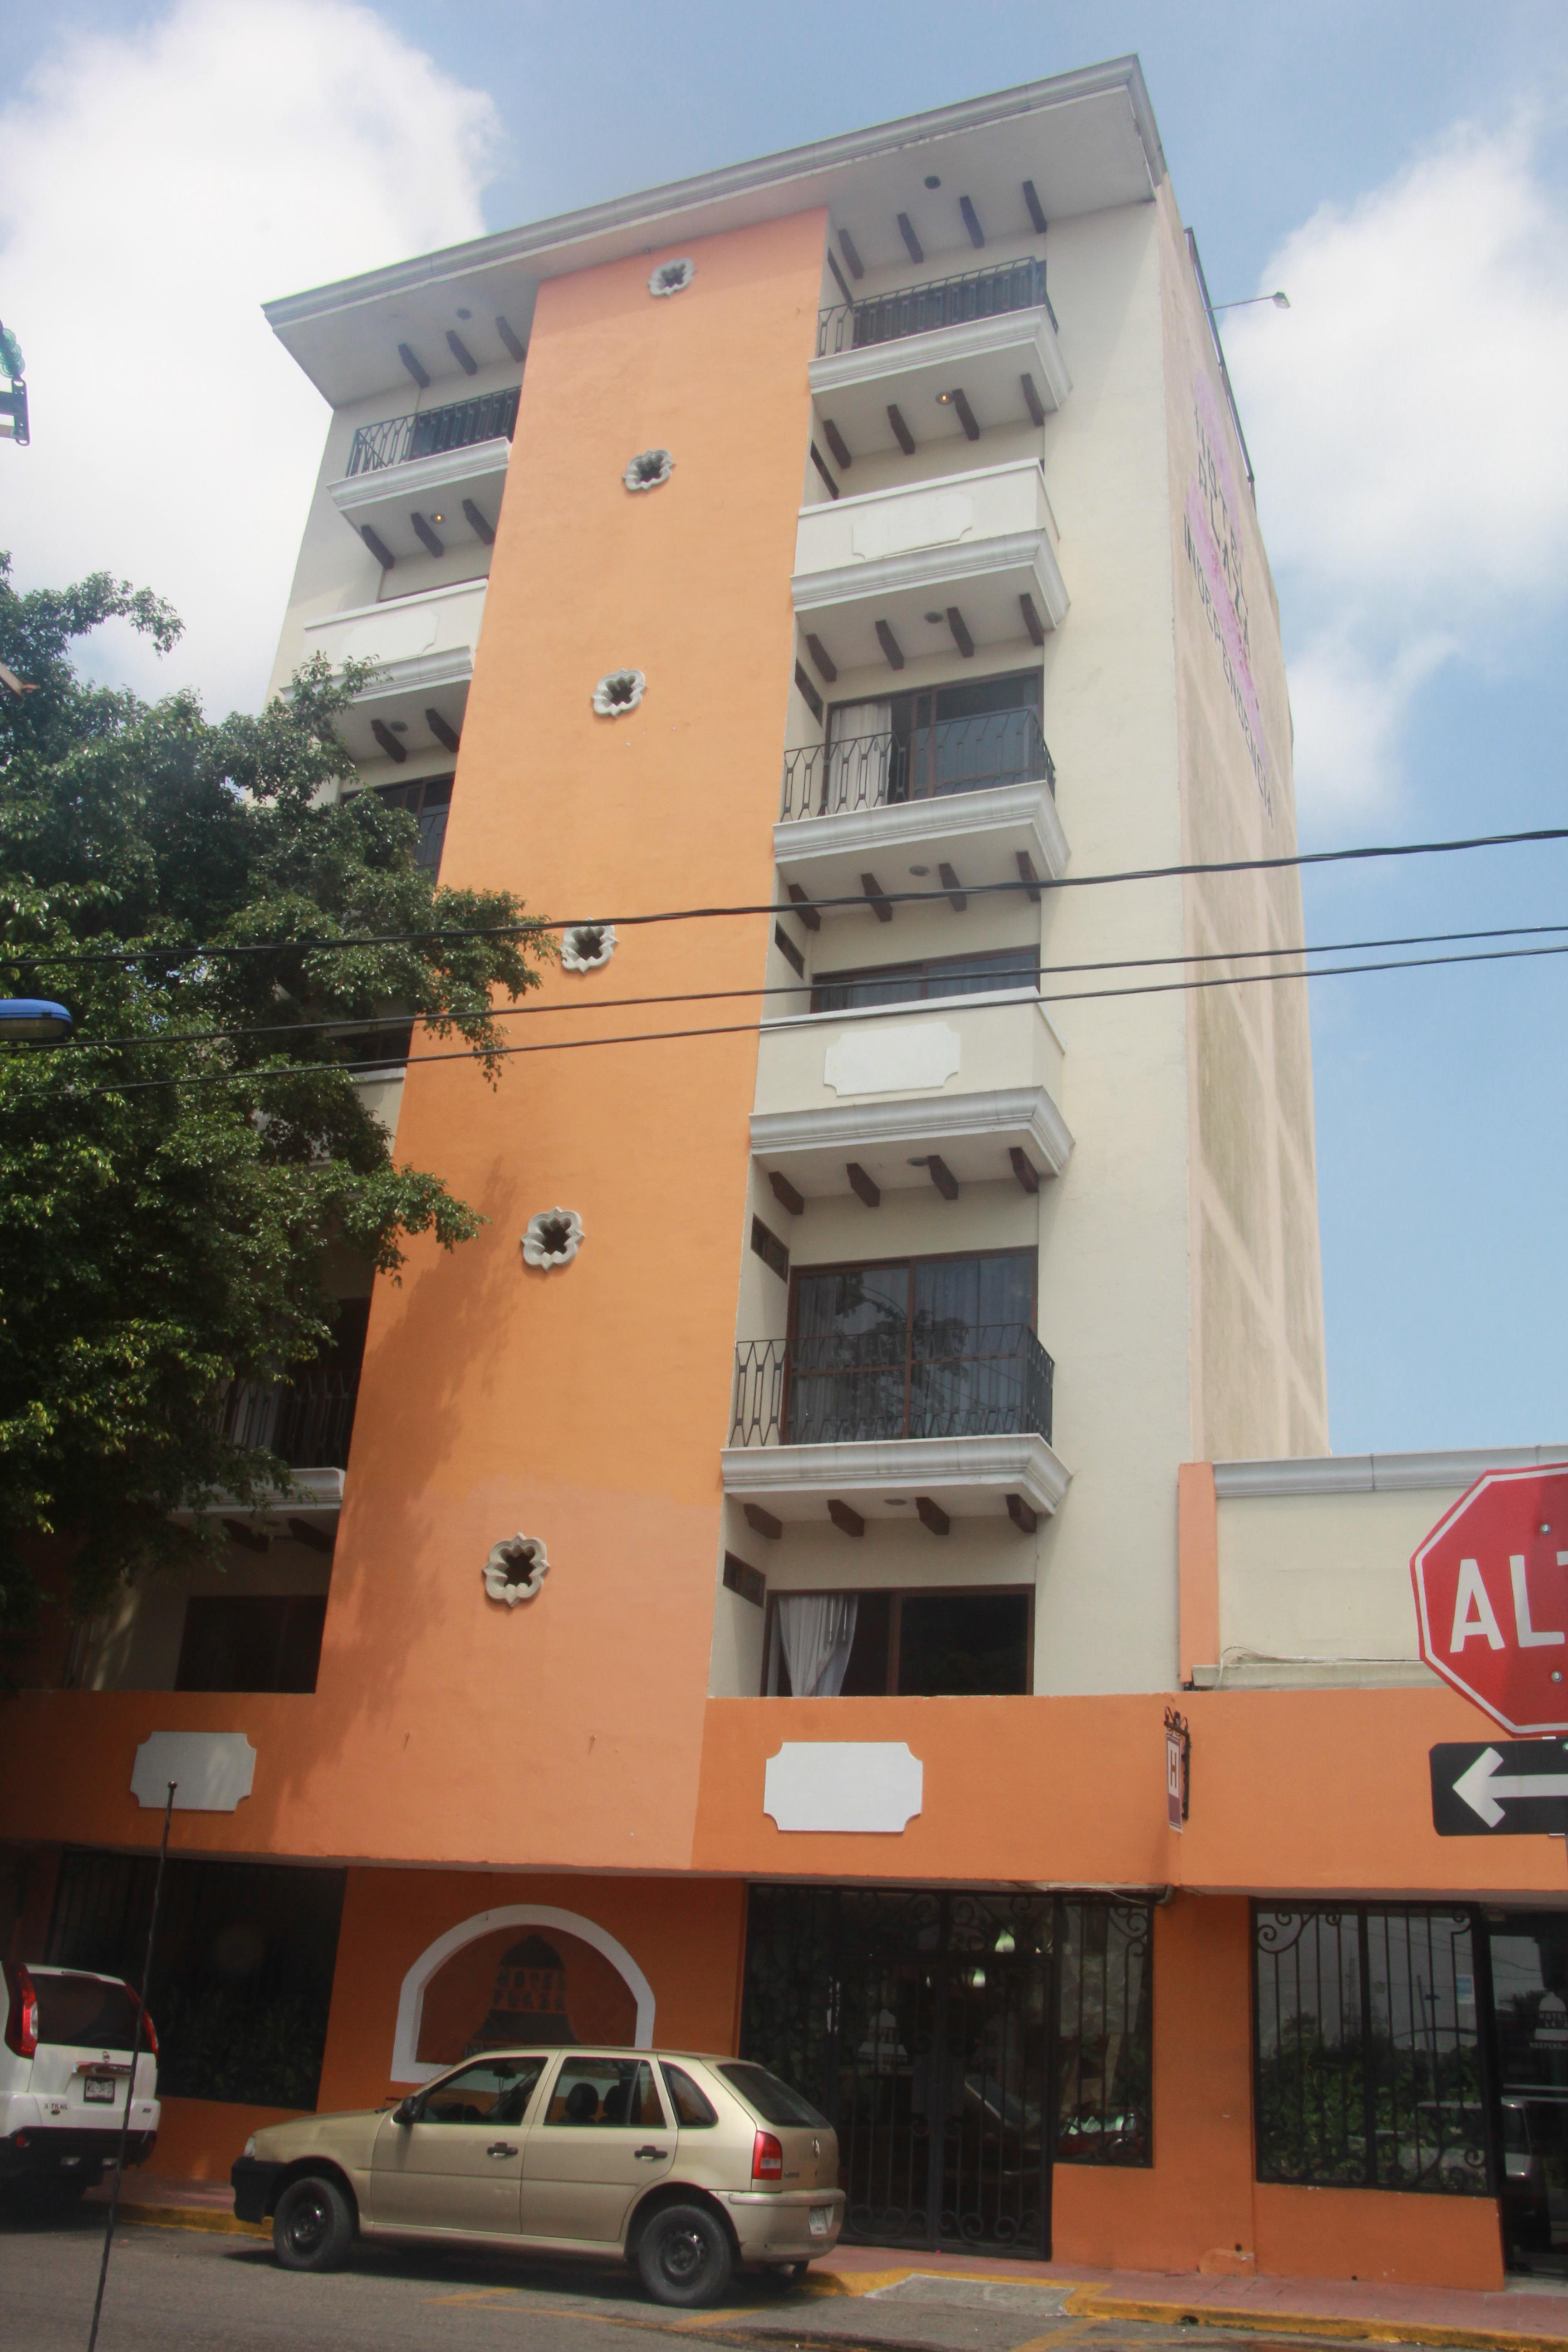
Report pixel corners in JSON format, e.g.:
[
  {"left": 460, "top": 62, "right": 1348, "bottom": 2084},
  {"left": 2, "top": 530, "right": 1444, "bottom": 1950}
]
[
  {"left": 83, "top": 2078, "right": 118, "bottom": 2104},
  {"left": 808, "top": 2207, "right": 830, "bottom": 2238}
]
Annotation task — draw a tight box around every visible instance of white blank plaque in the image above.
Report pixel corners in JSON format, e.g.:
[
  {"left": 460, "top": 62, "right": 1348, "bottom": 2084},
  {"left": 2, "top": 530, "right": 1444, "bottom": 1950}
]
[
  {"left": 131, "top": 1731, "right": 257, "bottom": 1812},
  {"left": 763, "top": 1742, "right": 923, "bottom": 1833}
]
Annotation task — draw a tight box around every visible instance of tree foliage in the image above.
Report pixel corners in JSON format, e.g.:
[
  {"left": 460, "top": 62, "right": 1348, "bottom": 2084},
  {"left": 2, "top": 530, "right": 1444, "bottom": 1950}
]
[{"left": 0, "top": 554, "right": 551, "bottom": 1631}]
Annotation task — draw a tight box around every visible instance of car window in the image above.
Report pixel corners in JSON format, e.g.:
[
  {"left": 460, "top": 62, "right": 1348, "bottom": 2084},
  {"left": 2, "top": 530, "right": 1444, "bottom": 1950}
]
[
  {"left": 544, "top": 2056, "right": 664, "bottom": 2128},
  {"left": 716, "top": 2061, "right": 828, "bottom": 2128},
  {"left": 661, "top": 2063, "right": 719, "bottom": 2127},
  {"left": 29, "top": 1971, "right": 143, "bottom": 2052},
  {"left": 419, "top": 2057, "right": 545, "bottom": 2127}
]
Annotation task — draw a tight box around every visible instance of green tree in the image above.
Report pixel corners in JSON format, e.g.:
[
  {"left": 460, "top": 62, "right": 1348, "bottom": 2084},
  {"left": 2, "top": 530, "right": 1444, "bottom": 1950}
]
[{"left": 0, "top": 554, "right": 550, "bottom": 1637}]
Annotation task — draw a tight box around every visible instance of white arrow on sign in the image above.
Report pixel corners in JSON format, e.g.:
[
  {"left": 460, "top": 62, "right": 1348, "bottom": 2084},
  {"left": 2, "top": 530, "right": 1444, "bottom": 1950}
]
[{"left": 1453, "top": 1745, "right": 1568, "bottom": 1827}]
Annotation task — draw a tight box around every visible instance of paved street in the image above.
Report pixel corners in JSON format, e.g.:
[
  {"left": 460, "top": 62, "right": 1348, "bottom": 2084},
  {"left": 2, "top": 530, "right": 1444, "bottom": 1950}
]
[{"left": 0, "top": 2207, "right": 1338, "bottom": 2352}]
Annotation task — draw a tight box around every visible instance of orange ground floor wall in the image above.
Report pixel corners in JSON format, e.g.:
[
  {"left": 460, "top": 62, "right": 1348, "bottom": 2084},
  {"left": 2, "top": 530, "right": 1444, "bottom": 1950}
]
[{"left": 12, "top": 1857, "right": 1505, "bottom": 2290}]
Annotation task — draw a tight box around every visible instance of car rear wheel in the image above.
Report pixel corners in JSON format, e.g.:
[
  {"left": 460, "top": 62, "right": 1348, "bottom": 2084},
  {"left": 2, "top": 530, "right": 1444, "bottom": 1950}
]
[
  {"left": 272, "top": 2174, "right": 354, "bottom": 2273},
  {"left": 637, "top": 2202, "right": 734, "bottom": 2308}
]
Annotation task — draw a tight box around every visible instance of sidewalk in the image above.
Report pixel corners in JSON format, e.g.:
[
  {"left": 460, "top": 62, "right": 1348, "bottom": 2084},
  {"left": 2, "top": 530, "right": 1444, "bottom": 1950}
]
[{"left": 93, "top": 2175, "right": 1568, "bottom": 2351}]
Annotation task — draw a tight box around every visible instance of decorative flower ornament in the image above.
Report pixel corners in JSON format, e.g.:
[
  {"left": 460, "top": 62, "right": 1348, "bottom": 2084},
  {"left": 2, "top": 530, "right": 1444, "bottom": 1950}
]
[
  {"left": 483, "top": 1534, "right": 549, "bottom": 1607},
  {"left": 648, "top": 259, "right": 694, "bottom": 297},
  {"left": 522, "top": 1207, "right": 583, "bottom": 1269},
  {"left": 592, "top": 669, "right": 645, "bottom": 718},
  {"left": 561, "top": 924, "right": 617, "bottom": 973},
  {"left": 623, "top": 448, "right": 674, "bottom": 492}
]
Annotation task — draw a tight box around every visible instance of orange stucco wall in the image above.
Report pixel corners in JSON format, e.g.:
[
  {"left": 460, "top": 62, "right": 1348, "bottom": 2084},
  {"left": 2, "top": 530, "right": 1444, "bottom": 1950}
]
[{"left": 0, "top": 208, "right": 829, "bottom": 1882}]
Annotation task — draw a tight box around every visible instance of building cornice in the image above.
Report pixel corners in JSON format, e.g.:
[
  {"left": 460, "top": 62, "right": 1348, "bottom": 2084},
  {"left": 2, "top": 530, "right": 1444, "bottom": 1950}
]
[{"left": 1214, "top": 1445, "right": 1568, "bottom": 1499}]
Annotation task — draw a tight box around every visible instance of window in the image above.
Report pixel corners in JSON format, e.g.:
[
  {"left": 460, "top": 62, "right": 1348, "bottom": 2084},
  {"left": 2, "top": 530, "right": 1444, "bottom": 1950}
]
[
  {"left": 1253, "top": 1906, "right": 1488, "bottom": 2194},
  {"left": 27, "top": 1971, "right": 143, "bottom": 2051},
  {"left": 824, "top": 668, "right": 1046, "bottom": 808},
  {"left": 420, "top": 2056, "right": 545, "bottom": 2127},
  {"left": 661, "top": 2062, "right": 719, "bottom": 2127},
  {"left": 717, "top": 2060, "right": 829, "bottom": 2130},
  {"left": 812, "top": 948, "right": 1039, "bottom": 1015},
  {"left": 764, "top": 1587, "right": 1031, "bottom": 1697},
  {"left": 751, "top": 1217, "right": 790, "bottom": 1282},
  {"left": 787, "top": 1251, "right": 1037, "bottom": 1445},
  {"left": 47, "top": 1852, "right": 346, "bottom": 2110},
  {"left": 372, "top": 774, "right": 453, "bottom": 875},
  {"left": 176, "top": 1596, "right": 326, "bottom": 1694},
  {"left": 545, "top": 2055, "right": 664, "bottom": 2128}
]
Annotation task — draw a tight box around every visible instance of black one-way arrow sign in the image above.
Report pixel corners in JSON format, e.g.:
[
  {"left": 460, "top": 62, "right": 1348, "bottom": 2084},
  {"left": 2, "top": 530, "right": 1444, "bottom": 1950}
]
[{"left": 1431, "top": 1740, "right": 1568, "bottom": 1834}]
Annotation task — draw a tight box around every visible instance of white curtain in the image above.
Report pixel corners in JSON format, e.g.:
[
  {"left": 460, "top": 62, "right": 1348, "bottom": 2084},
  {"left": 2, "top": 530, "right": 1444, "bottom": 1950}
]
[
  {"left": 826, "top": 700, "right": 892, "bottom": 811},
  {"left": 778, "top": 1592, "right": 859, "bottom": 1698}
]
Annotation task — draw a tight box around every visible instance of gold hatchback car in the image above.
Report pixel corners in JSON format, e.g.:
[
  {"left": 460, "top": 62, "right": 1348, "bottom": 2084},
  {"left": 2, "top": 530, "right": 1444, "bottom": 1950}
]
[{"left": 231, "top": 2048, "right": 844, "bottom": 2306}]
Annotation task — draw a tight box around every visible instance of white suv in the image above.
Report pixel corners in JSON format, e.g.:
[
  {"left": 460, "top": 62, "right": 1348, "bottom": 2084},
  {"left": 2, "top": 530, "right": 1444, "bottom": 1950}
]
[{"left": 0, "top": 1963, "right": 160, "bottom": 2211}]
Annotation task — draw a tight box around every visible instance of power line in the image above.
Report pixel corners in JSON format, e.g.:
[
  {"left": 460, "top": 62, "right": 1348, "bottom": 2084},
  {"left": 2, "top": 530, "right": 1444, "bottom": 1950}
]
[
  {"left": 59, "top": 920, "right": 1568, "bottom": 1055},
  {"left": 5, "top": 822, "right": 1568, "bottom": 971},
  {"left": 35, "top": 934, "right": 1568, "bottom": 1102}
]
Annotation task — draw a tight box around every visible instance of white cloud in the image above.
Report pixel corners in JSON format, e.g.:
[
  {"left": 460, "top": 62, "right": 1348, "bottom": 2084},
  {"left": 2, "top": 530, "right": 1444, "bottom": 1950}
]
[
  {"left": 1226, "top": 118, "right": 1568, "bottom": 814},
  {"left": 0, "top": 0, "right": 500, "bottom": 714}
]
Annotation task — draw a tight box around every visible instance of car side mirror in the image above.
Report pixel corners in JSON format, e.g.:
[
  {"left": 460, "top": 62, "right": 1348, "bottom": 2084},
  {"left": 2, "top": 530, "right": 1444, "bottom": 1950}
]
[{"left": 393, "top": 2095, "right": 421, "bottom": 2126}]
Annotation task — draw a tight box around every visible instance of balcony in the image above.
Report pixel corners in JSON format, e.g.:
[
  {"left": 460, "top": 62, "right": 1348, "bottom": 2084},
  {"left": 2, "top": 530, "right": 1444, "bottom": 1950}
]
[
  {"left": 752, "top": 994, "right": 1071, "bottom": 1202},
  {"left": 776, "top": 706, "right": 1067, "bottom": 909},
  {"left": 345, "top": 387, "right": 519, "bottom": 475},
  {"left": 722, "top": 1327, "right": 1067, "bottom": 1526},
  {"left": 220, "top": 1367, "right": 359, "bottom": 1473},
  {"left": 301, "top": 579, "right": 485, "bottom": 766},
  {"left": 813, "top": 260, "right": 1069, "bottom": 460},
  {"left": 792, "top": 459, "right": 1067, "bottom": 676},
  {"left": 330, "top": 388, "right": 517, "bottom": 568}
]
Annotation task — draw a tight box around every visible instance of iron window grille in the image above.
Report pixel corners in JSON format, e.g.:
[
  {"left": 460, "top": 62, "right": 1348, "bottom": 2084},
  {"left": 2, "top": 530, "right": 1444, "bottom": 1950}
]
[
  {"left": 811, "top": 949, "right": 1040, "bottom": 1016},
  {"left": 346, "top": 385, "right": 521, "bottom": 477},
  {"left": 817, "top": 256, "right": 1056, "bottom": 358},
  {"left": 1253, "top": 1906, "right": 1494, "bottom": 2195},
  {"left": 739, "top": 1886, "right": 1151, "bottom": 2257}
]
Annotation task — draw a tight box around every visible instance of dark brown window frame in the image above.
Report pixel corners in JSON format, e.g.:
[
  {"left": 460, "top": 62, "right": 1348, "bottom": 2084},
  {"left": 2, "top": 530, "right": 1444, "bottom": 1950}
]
[
  {"left": 810, "top": 946, "right": 1040, "bottom": 1014},
  {"left": 761, "top": 1581, "right": 1035, "bottom": 1696}
]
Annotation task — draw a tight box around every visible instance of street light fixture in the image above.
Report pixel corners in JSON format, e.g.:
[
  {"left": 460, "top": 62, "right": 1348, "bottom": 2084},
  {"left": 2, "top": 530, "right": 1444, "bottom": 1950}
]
[
  {"left": 0, "top": 998, "right": 73, "bottom": 1044},
  {"left": 0, "top": 319, "right": 29, "bottom": 447},
  {"left": 1211, "top": 291, "right": 1291, "bottom": 313}
]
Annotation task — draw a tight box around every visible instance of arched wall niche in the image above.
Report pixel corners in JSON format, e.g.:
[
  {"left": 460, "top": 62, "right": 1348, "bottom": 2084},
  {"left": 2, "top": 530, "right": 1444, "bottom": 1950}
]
[{"left": 390, "top": 1904, "right": 656, "bottom": 2083}]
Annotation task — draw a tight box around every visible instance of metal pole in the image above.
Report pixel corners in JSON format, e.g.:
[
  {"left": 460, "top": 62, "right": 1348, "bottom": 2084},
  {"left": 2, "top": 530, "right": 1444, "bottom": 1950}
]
[{"left": 86, "top": 1781, "right": 175, "bottom": 2352}]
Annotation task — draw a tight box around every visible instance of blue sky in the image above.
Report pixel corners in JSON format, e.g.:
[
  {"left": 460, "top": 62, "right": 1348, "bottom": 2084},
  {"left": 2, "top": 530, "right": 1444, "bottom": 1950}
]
[{"left": 3, "top": 0, "right": 1567, "bottom": 1455}]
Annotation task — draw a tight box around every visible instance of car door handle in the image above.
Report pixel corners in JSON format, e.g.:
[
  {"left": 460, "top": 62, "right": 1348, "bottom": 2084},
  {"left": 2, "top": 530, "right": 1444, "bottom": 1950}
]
[
  {"left": 634, "top": 2146, "right": 668, "bottom": 2159},
  {"left": 486, "top": 2142, "right": 519, "bottom": 2159}
]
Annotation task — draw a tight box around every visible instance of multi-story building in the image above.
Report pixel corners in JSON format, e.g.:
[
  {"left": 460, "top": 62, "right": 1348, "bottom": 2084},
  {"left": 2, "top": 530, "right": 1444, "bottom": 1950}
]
[{"left": 4, "top": 56, "right": 1565, "bottom": 2291}]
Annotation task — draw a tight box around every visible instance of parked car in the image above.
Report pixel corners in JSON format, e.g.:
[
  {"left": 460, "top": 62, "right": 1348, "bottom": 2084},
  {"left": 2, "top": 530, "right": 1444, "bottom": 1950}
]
[
  {"left": 232, "top": 2048, "right": 843, "bottom": 2304},
  {"left": 0, "top": 1961, "right": 160, "bottom": 2211}
]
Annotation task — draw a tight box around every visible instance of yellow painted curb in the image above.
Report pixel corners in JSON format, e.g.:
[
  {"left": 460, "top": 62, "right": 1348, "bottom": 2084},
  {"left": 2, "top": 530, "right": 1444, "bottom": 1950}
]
[
  {"left": 118, "top": 2200, "right": 269, "bottom": 2240},
  {"left": 1066, "top": 2288, "right": 1568, "bottom": 2352}
]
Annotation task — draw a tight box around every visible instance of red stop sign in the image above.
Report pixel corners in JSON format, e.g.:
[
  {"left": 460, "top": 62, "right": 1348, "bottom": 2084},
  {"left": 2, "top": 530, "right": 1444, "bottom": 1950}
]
[{"left": 1412, "top": 1465, "right": 1568, "bottom": 1732}]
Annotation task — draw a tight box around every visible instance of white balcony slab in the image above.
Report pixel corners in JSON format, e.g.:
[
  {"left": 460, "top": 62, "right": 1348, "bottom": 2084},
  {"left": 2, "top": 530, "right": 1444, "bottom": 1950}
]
[
  {"left": 753, "top": 996, "right": 1070, "bottom": 1198},
  {"left": 794, "top": 461, "right": 1067, "bottom": 672},
  {"left": 764, "top": 1742, "right": 923, "bottom": 1833},
  {"left": 721, "top": 1431, "right": 1070, "bottom": 1522},
  {"left": 330, "top": 437, "right": 510, "bottom": 563},
  {"left": 774, "top": 778, "right": 1068, "bottom": 911},
  {"left": 171, "top": 1467, "right": 345, "bottom": 1525},
  {"left": 811, "top": 308, "right": 1070, "bottom": 461},
  {"left": 303, "top": 581, "right": 484, "bottom": 764}
]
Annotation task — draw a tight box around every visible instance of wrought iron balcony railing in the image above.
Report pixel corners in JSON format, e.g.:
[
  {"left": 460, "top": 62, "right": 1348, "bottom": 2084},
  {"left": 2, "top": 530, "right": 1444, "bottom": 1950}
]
[
  {"left": 346, "top": 386, "right": 521, "bottom": 478},
  {"left": 731, "top": 1324, "right": 1054, "bottom": 1449},
  {"left": 817, "top": 256, "right": 1056, "bottom": 359},
  {"left": 220, "top": 1367, "right": 360, "bottom": 1470},
  {"left": 780, "top": 708, "right": 1055, "bottom": 823}
]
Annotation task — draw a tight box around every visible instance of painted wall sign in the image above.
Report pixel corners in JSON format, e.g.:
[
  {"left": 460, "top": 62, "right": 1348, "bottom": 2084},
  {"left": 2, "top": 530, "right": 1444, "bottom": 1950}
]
[
  {"left": 763, "top": 1741, "right": 923, "bottom": 1833},
  {"left": 130, "top": 1730, "right": 256, "bottom": 1811},
  {"left": 1183, "top": 369, "right": 1273, "bottom": 820}
]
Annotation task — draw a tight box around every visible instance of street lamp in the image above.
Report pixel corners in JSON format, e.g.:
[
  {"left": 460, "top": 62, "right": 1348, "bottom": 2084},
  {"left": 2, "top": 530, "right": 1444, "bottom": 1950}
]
[
  {"left": 1212, "top": 291, "right": 1291, "bottom": 313},
  {"left": 0, "top": 320, "right": 29, "bottom": 448},
  {"left": 0, "top": 998, "right": 73, "bottom": 1044}
]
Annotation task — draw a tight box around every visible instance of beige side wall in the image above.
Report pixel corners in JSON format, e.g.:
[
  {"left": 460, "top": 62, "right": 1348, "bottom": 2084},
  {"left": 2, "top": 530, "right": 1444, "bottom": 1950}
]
[
  {"left": 1157, "top": 185, "right": 1329, "bottom": 1462},
  {"left": 1213, "top": 1481, "right": 1457, "bottom": 1686}
]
